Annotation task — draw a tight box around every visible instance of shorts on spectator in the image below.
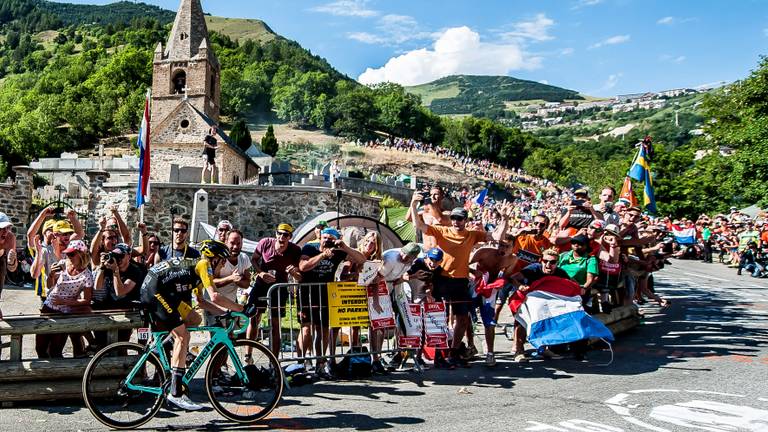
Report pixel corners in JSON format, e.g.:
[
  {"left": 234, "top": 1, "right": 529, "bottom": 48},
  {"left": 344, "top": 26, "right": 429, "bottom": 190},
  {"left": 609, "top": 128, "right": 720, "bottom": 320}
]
[
  {"left": 298, "top": 284, "right": 330, "bottom": 326},
  {"left": 433, "top": 276, "right": 471, "bottom": 315},
  {"left": 495, "top": 281, "right": 515, "bottom": 305},
  {"left": 248, "top": 280, "right": 290, "bottom": 318}
]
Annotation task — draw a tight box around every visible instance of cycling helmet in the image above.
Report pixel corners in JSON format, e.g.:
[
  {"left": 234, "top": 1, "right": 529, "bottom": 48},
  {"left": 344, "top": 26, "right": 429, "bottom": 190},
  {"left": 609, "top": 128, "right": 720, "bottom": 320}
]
[{"left": 199, "top": 239, "right": 231, "bottom": 259}]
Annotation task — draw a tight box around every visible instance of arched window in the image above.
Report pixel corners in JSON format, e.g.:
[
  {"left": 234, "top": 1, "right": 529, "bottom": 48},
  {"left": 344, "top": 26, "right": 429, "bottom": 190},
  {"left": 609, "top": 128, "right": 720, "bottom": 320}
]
[{"left": 172, "top": 70, "right": 186, "bottom": 95}]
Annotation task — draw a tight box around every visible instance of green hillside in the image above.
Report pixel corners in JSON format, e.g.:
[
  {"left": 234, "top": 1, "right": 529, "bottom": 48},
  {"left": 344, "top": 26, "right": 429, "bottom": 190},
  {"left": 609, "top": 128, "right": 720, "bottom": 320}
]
[
  {"left": 205, "top": 16, "right": 277, "bottom": 44},
  {"left": 406, "top": 75, "right": 583, "bottom": 118}
]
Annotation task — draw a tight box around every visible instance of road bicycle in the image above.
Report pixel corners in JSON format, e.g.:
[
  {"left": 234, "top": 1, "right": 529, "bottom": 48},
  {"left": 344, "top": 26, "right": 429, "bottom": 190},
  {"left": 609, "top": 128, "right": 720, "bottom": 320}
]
[{"left": 81, "top": 311, "right": 283, "bottom": 429}]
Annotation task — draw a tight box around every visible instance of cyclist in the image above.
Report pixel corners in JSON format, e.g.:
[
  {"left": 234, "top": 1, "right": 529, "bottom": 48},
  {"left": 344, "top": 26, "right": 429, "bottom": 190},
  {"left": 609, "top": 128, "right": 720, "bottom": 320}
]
[{"left": 139, "top": 239, "right": 234, "bottom": 411}]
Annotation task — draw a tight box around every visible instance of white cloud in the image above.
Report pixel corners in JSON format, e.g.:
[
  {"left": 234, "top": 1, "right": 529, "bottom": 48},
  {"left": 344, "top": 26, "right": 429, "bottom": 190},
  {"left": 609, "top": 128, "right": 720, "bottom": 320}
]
[
  {"left": 602, "top": 73, "right": 622, "bottom": 91},
  {"left": 346, "top": 14, "right": 431, "bottom": 45},
  {"left": 589, "top": 34, "right": 630, "bottom": 49},
  {"left": 764, "top": 28, "right": 768, "bottom": 37},
  {"left": 660, "top": 54, "right": 686, "bottom": 64},
  {"left": 310, "top": 0, "right": 378, "bottom": 18},
  {"left": 572, "top": 0, "right": 603, "bottom": 9},
  {"left": 358, "top": 26, "right": 542, "bottom": 86},
  {"left": 499, "top": 13, "right": 555, "bottom": 42},
  {"left": 539, "top": 80, "right": 549, "bottom": 85},
  {"left": 657, "top": 16, "right": 674, "bottom": 25},
  {"left": 560, "top": 47, "right": 575, "bottom": 56}
]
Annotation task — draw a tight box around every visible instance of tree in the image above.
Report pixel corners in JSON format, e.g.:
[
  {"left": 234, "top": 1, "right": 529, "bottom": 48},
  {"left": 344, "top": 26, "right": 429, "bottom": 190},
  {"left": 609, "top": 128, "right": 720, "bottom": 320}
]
[
  {"left": 229, "top": 119, "right": 252, "bottom": 151},
  {"left": 261, "top": 124, "right": 278, "bottom": 156}
]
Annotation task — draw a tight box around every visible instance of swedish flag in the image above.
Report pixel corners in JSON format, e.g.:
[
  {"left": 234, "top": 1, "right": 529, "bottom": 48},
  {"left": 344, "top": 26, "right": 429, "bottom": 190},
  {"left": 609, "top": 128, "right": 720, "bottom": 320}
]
[{"left": 628, "top": 144, "right": 657, "bottom": 213}]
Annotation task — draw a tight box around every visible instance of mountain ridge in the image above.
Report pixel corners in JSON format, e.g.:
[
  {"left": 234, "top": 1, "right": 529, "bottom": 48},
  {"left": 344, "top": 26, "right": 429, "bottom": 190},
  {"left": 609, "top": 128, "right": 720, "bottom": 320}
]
[{"left": 406, "top": 74, "right": 584, "bottom": 119}]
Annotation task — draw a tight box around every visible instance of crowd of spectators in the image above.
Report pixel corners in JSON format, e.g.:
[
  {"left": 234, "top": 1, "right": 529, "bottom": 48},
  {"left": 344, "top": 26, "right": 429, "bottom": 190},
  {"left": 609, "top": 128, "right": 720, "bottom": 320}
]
[{"left": 0, "top": 141, "right": 764, "bottom": 379}]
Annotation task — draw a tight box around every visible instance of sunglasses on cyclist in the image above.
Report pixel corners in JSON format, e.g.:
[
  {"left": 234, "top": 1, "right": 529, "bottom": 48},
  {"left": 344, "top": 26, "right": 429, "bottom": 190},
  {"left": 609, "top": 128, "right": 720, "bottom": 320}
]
[{"left": 173, "top": 228, "right": 188, "bottom": 234}]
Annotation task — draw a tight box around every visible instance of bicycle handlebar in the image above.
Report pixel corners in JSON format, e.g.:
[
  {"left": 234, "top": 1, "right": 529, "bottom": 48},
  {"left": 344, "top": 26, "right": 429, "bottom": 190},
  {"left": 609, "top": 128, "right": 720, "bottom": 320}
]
[{"left": 221, "top": 310, "right": 250, "bottom": 336}]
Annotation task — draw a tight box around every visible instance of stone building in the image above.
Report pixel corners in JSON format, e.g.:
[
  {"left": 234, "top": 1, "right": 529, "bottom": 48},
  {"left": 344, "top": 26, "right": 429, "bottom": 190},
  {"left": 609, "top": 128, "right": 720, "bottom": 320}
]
[{"left": 150, "top": 0, "right": 258, "bottom": 184}]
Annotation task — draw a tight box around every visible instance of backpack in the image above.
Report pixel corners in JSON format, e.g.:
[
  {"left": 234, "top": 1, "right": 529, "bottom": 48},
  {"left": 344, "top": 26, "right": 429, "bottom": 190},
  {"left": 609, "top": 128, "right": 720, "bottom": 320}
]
[{"left": 334, "top": 346, "right": 372, "bottom": 379}]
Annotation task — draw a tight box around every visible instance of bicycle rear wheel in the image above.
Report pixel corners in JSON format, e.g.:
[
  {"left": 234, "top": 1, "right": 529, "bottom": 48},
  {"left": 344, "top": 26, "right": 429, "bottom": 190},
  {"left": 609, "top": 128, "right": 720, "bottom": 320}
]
[
  {"left": 82, "top": 342, "right": 167, "bottom": 429},
  {"left": 205, "top": 339, "right": 284, "bottom": 423}
]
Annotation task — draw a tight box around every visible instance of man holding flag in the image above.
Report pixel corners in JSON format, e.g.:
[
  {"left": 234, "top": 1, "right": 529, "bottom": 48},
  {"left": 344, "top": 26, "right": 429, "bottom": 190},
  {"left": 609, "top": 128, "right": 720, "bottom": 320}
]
[
  {"left": 628, "top": 136, "right": 657, "bottom": 214},
  {"left": 136, "top": 89, "right": 151, "bottom": 211}
]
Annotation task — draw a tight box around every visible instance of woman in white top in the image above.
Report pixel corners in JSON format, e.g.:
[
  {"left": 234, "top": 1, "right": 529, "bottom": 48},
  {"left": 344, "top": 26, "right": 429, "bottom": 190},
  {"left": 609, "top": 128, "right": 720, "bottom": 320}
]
[{"left": 39, "top": 240, "right": 93, "bottom": 358}]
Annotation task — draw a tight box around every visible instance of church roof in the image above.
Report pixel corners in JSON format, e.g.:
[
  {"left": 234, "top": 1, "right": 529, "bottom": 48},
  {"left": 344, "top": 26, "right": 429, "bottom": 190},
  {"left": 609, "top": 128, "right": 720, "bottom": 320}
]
[
  {"left": 151, "top": 99, "right": 255, "bottom": 165},
  {"left": 164, "top": 0, "right": 218, "bottom": 65}
]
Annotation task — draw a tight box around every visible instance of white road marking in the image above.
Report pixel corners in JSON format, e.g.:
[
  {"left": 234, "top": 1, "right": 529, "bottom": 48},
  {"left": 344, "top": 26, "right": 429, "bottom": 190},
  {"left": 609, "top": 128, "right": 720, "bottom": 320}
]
[{"left": 682, "top": 272, "right": 730, "bottom": 282}]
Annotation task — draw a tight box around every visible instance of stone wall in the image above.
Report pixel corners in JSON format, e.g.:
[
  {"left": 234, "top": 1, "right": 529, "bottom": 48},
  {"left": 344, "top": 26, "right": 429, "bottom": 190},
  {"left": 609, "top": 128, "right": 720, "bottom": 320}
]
[
  {"left": 0, "top": 166, "right": 35, "bottom": 243},
  {"left": 90, "top": 180, "right": 381, "bottom": 242},
  {"left": 338, "top": 177, "right": 414, "bottom": 205}
]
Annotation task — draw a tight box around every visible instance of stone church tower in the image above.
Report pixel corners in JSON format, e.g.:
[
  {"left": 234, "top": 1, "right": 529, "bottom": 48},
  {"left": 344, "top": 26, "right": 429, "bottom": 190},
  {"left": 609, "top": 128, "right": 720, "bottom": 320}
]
[
  {"left": 149, "top": 0, "right": 257, "bottom": 184},
  {"left": 151, "top": 0, "right": 220, "bottom": 128}
]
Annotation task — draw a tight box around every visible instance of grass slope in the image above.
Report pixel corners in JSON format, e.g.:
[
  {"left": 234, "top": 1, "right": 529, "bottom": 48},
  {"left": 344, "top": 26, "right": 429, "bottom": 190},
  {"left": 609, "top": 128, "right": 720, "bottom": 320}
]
[{"left": 205, "top": 16, "right": 278, "bottom": 44}]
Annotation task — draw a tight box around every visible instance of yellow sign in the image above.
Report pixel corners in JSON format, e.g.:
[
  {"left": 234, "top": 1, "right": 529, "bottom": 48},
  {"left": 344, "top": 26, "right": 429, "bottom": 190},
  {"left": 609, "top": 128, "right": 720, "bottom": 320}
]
[{"left": 328, "top": 282, "right": 370, "bottom": 327}]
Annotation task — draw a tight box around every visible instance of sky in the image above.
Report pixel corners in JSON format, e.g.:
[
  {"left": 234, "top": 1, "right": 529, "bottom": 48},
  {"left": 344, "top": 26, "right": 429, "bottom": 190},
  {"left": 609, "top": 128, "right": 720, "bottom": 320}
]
[{"left": 51, "top": 0, "right": 768, "bottom": 97}]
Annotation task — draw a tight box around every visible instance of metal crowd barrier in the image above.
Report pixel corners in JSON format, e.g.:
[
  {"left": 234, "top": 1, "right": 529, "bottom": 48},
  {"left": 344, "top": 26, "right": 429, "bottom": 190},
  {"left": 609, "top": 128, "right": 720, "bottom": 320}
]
[{"left": 263, "top": 282, "right": 420, "bottom": 368}]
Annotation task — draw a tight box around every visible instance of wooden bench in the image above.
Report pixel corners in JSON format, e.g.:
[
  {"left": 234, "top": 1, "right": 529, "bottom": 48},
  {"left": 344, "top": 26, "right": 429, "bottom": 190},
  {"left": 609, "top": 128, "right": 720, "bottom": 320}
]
[{"left": 0, "top": 310, "right": 143, "bottom": 403}]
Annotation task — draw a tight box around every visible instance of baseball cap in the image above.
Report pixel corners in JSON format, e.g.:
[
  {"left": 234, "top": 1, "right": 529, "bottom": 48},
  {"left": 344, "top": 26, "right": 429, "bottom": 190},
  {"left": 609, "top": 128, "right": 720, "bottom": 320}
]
[
  {"left": 112, "top": 243, "right": 132, "bottom": 256},
  {"left": 426, "top": 247, "right": 444, "bottom": 261},
  {"left": 401, "top": 242, "right": 421, "bottom": 257},
  {"left": 217, "top": 220, "right": 233, "bottom": 230},
  {"left": 315, "top": 220, "right": 329, "bottom": 229},
  {"left": 0, "top": 212, "right": 12, "bottom": 229},
  {"left": 628, "top": 206, "right": 642, "bottom": 213},
  {"left": 589, "top": 220, "right": 606, "bottom": 230},
  {"left": 277, "top": 223, "right": 294, "bottom": 234},
  {"left": 53, "top": 220, "right": 75, "bottom": 234},
  {"left": 42, "top": 219, "right": 57, "bottom": 233},
  {"left": 570, "top": 234, "right": 590, "bottom": 245},
  {"left": 63, "top": 240, "right": 87, "bottom": 254},
  {"left": 321, "top": 228, "right": 341, "bottom": 239},
  {"left": 450, "top": 208, "right": 468, "bottom": 220},
  {"left": 574, "top": 188, "right": 589, "bottom": 196},
  {"left": 604, "top": 224, "right": 621, "bottom": 236}
]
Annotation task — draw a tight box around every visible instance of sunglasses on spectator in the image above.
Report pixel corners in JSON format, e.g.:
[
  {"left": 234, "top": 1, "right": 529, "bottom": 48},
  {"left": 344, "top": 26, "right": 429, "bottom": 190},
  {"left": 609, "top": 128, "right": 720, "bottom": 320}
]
[
  {"left": 65, "top": 252, "right": 77, "bottom": 258},
  {"left": 104, "top": 235, "right": 118, "bottom": 241},
  {"left": 173, "top": 228, "right": 188, "bottom": 234},
  {"left": 148, "top": 241, "right": 160, "bottom": 245},
  {"left": 450, "top": 216, "right": 466, "bottom": 221},
  {"left": 55, "top": 232, "right": 71, "bottom": 237},
  {"left": 276, "top": 231, "right": 291, "bottom": 237},
  {"left": 217, "top": 228, "right": 230, "bottom": 232},
  {"left": 533, "top": 222, "right": 548, "bottom": 226},
  {"left": 542, "top": 259, "right": 558, "bottom": 265}
]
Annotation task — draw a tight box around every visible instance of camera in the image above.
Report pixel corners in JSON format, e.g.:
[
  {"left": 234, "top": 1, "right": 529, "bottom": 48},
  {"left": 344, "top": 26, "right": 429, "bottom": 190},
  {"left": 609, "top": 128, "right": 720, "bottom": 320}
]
[
  {"left": 604, "top": 201, "right": 614, "bottom": 212},
  {"left": 323, "top": 239, "right": 337, "bottom": 249},
  {"left": 420, "top": 188, "right": 432, "bottom": 206},
  {"left": 53, "top": 207, "right": 65, "bottom": 219},
  {"left": 102, "top": 252, "right": 117, "bottom": 263},
  {"left": 571, "top": 199, "right": 585, "bottom": 207}
]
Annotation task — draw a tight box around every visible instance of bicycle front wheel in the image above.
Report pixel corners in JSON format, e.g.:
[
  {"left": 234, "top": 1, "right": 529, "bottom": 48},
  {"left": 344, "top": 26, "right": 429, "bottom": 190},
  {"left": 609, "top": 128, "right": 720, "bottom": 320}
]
[
  {"left": 205, "top": 339, "right": 284, "bottom": 423},
  {"left": 82, "top": 342, "right": 167, "bottom": 430}
]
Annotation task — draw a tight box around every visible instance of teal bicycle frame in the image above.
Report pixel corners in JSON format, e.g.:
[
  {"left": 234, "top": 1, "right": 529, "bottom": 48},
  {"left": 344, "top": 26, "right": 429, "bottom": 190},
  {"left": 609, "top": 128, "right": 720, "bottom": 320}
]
[{"left": 123, "top": 311, "right": 251, "bottom": 396}]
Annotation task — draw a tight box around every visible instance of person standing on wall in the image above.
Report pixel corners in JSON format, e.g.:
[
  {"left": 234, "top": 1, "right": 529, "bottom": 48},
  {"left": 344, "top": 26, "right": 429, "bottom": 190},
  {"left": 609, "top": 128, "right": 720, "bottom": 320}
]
[{"left": 202, "top": 125, "right": 219, "bottom": 184}]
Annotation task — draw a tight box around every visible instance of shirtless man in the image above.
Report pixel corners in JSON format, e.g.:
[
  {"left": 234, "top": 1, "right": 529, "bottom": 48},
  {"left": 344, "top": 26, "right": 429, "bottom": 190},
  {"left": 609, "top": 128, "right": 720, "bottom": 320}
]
[
  {"left": 407, "top": 185, "right": 449, "bottom": 249},
  {"left": 469, "top": 240, "right": 518, "bottom": 366}
]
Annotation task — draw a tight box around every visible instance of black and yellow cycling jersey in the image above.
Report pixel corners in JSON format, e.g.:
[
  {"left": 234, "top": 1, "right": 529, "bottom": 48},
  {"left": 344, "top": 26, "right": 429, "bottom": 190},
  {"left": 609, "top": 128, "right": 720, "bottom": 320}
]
[{"left": 140, "top": 257, "right": 215, "bottom": 330}]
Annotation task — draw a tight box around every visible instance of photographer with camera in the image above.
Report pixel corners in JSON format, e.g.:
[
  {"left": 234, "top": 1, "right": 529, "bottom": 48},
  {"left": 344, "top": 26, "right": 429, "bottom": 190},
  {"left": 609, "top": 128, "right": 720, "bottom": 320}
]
[
  {"left": 92, "top": 243, "right": 147, "bottom": 347},
  {"left": 298, "top": 228, "right": 366, "bottom": 378},
  {"left": 407, "top": 185, "right": 449, "bottom": 250},
  {"left": 593, "top": 187, "right": 620, "bottom": 226}
]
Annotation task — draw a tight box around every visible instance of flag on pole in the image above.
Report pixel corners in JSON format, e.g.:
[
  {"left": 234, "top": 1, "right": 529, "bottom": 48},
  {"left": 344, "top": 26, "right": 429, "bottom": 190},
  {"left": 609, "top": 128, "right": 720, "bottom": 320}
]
[
  {"left": 136, "top": 89, "right": 151, "bottom": 209},
  {"left": 628, "top": 137, "right": 657, "bottom": 213},
  {"left": 618, "top": 176, "right": 638, "bottom": 207}
]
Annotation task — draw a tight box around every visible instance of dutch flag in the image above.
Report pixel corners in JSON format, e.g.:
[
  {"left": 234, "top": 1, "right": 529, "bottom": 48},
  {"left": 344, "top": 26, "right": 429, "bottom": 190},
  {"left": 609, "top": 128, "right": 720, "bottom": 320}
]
[
  {"left": 136, "top": 90, "right": 151, "bottom": 209},
  {"left": 672, "top": 227, "right": 696, "bottom": 245},
  {"left": 510, "top": 276, "right": 614, "bottom": 349}
]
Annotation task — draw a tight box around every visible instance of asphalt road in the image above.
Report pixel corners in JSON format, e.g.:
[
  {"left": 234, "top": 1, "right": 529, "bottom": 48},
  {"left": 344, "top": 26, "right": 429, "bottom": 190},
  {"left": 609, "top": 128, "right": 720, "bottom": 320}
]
[{"left": 2, "top": 259, "right": 768, "bottom": 431}]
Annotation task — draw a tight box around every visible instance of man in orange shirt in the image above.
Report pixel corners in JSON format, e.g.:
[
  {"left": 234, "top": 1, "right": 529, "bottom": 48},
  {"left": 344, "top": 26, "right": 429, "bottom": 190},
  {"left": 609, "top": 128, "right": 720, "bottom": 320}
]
[{"left": 410, "top": 192, "right": 507, "bottom": 367}]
